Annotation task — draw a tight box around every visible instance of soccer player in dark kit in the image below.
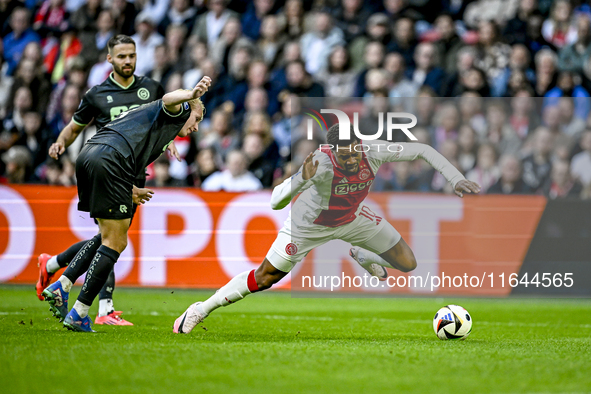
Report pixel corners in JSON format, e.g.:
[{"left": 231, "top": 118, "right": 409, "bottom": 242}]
[
  {"left": 41, "top": 76, "right": 212, "bottom": 332},
  {"left": 37, "top": 35, "right": 180, "bottom": 326}
]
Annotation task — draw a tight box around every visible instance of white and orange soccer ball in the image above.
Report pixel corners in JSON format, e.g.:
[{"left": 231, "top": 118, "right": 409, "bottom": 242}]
[{"left": 433, "top": 305, "right": 472, "bottom": 340}]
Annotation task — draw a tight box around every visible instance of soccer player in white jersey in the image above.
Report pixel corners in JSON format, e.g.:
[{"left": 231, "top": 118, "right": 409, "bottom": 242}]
[{"left": 173, "top": 124, "right": 481, "bottom": 334}]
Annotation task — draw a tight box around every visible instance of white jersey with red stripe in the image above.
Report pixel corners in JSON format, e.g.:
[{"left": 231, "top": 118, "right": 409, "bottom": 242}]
[{"left": 270, "top": 142, "right": 466, "bottom": 235}]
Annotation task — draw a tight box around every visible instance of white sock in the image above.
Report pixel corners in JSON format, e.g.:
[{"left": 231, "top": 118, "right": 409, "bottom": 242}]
[
  {"left": 200, "top": 270, "right": 254, "bottom": 315},
  {"left": 46, "top": 256, "right": 60, "bottom": 273},
  {"left": 98, "top": 299, "right": 114, "bottom": 317},
  {"left": 73, "top": 300, "right": 91, "bottom": 318},
  {"left": 58, "top": 275, "right": 73, "bottom": 292},
  {"left": 357, "top": 248, "right": 394, "bottom": 269}
]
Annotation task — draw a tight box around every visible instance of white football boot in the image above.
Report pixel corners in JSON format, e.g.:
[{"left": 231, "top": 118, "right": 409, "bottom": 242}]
[
  {"left": 173, "top": 302, "right": 207, "bottom": 334},
  {"left": 349, "top": 247, "right": 388, "bottom": 281}
]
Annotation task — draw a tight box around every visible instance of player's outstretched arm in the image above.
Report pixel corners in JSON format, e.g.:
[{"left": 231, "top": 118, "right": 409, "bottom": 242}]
[
  {"left": 270, "top": 153, "right": 319, "bottom": 210},
  {"left": 48, "top": 121, "right": 85, "bottom": 159},
  {"left": 162, "top": 76, "right": 211, "bottom": 114}
]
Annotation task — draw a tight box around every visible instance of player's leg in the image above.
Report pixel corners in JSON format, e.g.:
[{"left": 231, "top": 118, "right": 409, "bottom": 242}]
[
  {"left": 343, "top": 210, "right": 417, "bottom": 275},
  {"left": 36, "top": 240, "right": 90, "bottom": 300},
  {"left": 64, "top": 218, "right": 130, "bottom": 332},
  {"left": 173, "top": 228, "right": 306, "bottom": 334},
  {"left": 95, "top": 199, "right": 140, "bottom": 325},
  {"left": 42, "top": 233, "right": 103, "bottom": 321}
]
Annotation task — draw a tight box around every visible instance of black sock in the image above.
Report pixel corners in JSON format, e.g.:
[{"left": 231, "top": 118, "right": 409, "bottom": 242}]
[
  {"left": 78, "top": 245, "right": 120, "bottom": 306},
  {"left": 99, "top": 269, "right": 115, "bottom": 301},
  {"left": 56, "top": 240, "right": 91, "bottom": 268},
  {"left": 63, "top": 234, "right": 102, "bottom": 283}
]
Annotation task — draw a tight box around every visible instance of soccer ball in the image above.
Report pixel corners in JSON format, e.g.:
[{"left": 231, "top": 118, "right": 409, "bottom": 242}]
[{"left": 433, "top": 305, "right": 472, "bottom": 340}]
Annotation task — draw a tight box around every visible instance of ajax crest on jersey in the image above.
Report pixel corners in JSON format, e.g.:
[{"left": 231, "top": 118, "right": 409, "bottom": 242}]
[{"left": 433, "top": 305, "right": 472, "bottom": 340}]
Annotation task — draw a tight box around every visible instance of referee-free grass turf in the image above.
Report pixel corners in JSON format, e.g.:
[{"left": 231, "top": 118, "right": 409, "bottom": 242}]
[{"left": 1, "top": 285, "right": 590, "bottom": 394}]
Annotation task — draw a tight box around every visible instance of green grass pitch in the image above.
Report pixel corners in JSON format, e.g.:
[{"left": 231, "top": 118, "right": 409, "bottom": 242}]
[{"left": 1, "top": 285, "right": 590, "bottom": 394}]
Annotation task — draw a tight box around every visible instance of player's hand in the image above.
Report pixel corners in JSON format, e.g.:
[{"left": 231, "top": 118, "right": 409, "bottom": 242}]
[
  {"left": 132, "top": 187, "right": 154, "bottom": 205},
  {"left": 191, "top": 76, "right": 211, "bottom": 99},
  {"left": 454, "top": 180, "right": 481, "bottom": 198},
  {"left": 49, "top": 141, "right": 65, "bottom": 160},
  {"left": 167, "top": 141, "right": 181, "bottom": 162},
  {"left": 302, "top": 152, "right": 319, "bottom": 180}
]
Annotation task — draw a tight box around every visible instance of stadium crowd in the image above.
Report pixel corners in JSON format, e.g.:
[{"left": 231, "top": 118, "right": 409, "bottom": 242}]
[{"left": 1, "top": 0, "right": 591, "bottom": 198}]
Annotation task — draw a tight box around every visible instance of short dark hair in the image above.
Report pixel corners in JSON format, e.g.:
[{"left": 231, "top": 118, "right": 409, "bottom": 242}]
[
  {"left": 326, "top": 123, "right": 359, "bottom": 150},
  {"left": 107, "top": 35, "right": 136, "bottom": 53}
]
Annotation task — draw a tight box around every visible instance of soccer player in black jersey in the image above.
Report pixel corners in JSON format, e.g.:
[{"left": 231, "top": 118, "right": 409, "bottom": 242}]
[
  {"left": 37, "top": 35, "right": 180, "bottom": 326},
  {"left": 42, "top": 76, "right": 211, "bottom": 332}
]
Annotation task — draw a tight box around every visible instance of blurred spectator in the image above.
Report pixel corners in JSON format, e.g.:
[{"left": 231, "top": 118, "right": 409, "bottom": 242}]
[
  {"left": 300, "top": 10, "right": 345, "bottom": 76},
  {"left": 503, "top": 0, "right": 539, "bottom": 46},
  {"left": 457, "top": 124, "right": 478, "bottom": 172},
  {"left": 146, "top": 44, "right": 175, "bottom": 88},
  {"left": 191, "top": 0, "right": 239, "bottom": 47},
  {"left": 440, "top": 46, "right": 477, "bottom": 97},
  {"left": 146, "top": 155, "right": 186, "bottom": 187},
  {"left": 0, "top": 0, "right": 21, "bottom": 37},
  {"left": 544, "top": 71, "right": 590, "bottom": 120},
  {"left": 558, "top": 15, "right": 591, "bottom": 74},
  {"left": 408, "top": 42, "right": 446, "bottom": 95},
  {"left": 432, "top": 102, "right": 460, "bottom": 149},
  {"left": 280, "top": 0, "right": 304, "bottom": 39},
  {"left": 7, "top": 58, "right": 52, "bottom": 115},
  {"left": 210, "top": 18, "right": 253, "bottom": 73},
  {"left": 1, "top": 145, "right": 32, "bottom": 183},
  {"left": 385, "top": 52, "right": 417, "bottom": 109},
  {"left": 187, "top": 146, "right": 220, "bottom": 187},
  {"left": 485, "top": 100, "right": 521, "bottom": 155},
  {"left": 203, "top": 107, "right": 240, "bottom": 159},
  {"left": 534, "top": 49, "right": 558, "bottom": 96},
  {"left": 316, "top": 45, "right": 356, "bottom": 98},
  {"left": 242, "top": 111, "right": 280, "bottom": 168},
  {"left": 47, "top": 84, "right": 80, "bottom": 143},
  {"left": 543, "top": 159, "right": 583, "bottom": 198},
  {"left": 201, "top": 149, "right": 263, "bottom": 191},
  {"left": 492, "top": 44, "right": 535, "bottom": 97},
  {"left": 509, "top": 90, "right": 539, "bottom": 140},
  {"left": 44, "top": 27, "right": 83, "bottom": 83},
  {"left": 570, "top": 130, "right": 591, "bottom": 187},
  {"left": 33, "top": 0, "right": 69, "bottom": 38},
  {"left": 541, "top": 0, "right": 576, "bottom": 49},
  {"left": 135, "top": 0, "right": 169, "bottom": 26},
  {"left": 459, "top": 92, "right": 487, "bottom": 136},
  {"left": 3, "top": 8, "right": 41, "bottom": 75},
  {"left": 352, "top": 41, "right": 385, "bottom": 97},
  {"left": 474, "top": 20, "right": 511, "bottom": 91},
  {"left": 488, "top": 154, "right": 532, "bottom": 194},
  {"left": 181, "top": 40, "right": 208, "bottom": 88},
  {"left": 389, "top": 17, "right": 417, "bottom": 68},
  {"left": 243, "top": 132, "right": 275, "bottom": 187},
  {"left": 3, "top": 86, "right": 33, "bottom": 145},
  {"left": 526, "top": 13, "right": 557, "bottom": 56},
  {"left": 13, "top": 111, "right": 51, "bottom": 171},
  {"left": 111, "top": 0, "right": 137, "bottom": 36},
  {"left": 285, "top": 59, "right": 325, "bottom": 97},
  {"left": 348, "top": 13, "right": 392, "bottom": 71},
  {"left": 521, "top": 127, "right": 553, "bottom": 191},
  {"left": 432, "top": 14, "right": 465, "bottom": 74},
  {"left": 70, "top": 0, "right": 102, "bottom": 35},
  {"left": 272, "top": 92, "right": 297, "bottom": 158},
  {"left": 558, "top": 97, "right": 586, "bottom": 138},
  {"left": 257, "top": 15, "right": 286, "bottom": 68},
  {"left": 164, "top": 23, "right": 189, "bottom": 65},
  {"left": 158, "top": 0, "right": 197, "bottom": 37},
  {"left": 466, "top": 143, "right": 501, "bottom": 193},
  {"left": 41, "top": 157, "right": 75, "bottom": 185},
  {"left": 132, "top": 12, "right": 164, "bottom": 76},
  {"left": 431, "top": 139, "right": 459, "bottom": 193},
  {"left": 241, "top": 0, "right": 276, "bottom": 41},
  {"left": 332, "top": 0, "right": 371, "bottom": 43}
]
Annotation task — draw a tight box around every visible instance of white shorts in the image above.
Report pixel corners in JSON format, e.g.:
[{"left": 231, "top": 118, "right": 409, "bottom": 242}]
[{"left": 266, "top": 207, "right": 402, "bottom": 273}]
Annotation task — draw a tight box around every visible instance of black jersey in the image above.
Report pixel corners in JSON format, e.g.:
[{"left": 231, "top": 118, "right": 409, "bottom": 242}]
[
  {"left": 86, "top": 100, "right": 191, "bottom": 176},
  {"left": 73, "top": 73, "right": 165, "bottom": 130}
]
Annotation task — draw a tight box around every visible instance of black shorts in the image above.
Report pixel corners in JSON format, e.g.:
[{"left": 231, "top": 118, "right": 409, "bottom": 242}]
[{"left": 76, "top": 143, "right": 135, "bottom": 220}]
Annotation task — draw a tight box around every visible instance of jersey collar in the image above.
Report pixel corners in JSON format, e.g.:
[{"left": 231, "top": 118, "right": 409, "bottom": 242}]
[{"left": 109, "top": 72, "right": 136, "bottom": 90}]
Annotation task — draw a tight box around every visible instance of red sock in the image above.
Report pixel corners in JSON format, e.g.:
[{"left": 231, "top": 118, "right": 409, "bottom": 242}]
[{"left": 247, "top": 270, "right": 260, "bottom": 293}]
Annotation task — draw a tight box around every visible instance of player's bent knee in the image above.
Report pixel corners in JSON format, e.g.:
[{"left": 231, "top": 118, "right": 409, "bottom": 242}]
[{"left": 399, "top": 257, "right": 417, "bottom": 273}]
